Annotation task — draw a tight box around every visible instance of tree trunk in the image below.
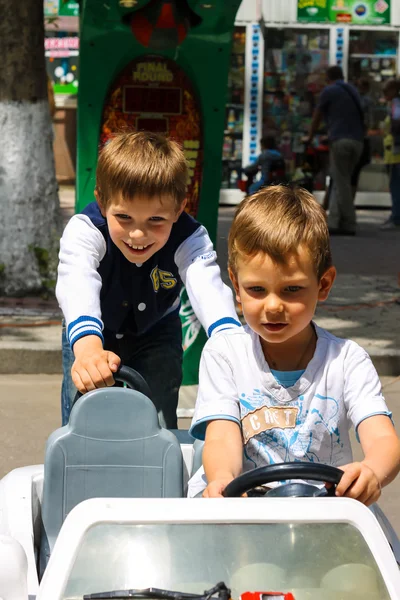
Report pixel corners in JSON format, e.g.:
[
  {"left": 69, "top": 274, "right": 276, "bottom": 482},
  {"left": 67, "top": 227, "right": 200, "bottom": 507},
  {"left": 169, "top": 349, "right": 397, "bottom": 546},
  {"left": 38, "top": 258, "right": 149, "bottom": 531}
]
[{"left": 0, "top": 0, "right": 61, "bottom": 295}]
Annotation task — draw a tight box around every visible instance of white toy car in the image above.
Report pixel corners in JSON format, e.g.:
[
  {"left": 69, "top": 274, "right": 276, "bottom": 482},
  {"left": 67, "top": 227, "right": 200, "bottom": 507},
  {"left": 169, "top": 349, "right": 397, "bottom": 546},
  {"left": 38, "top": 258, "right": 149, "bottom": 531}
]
[{"left": 0, "top": 367, "right": 399, "bottom": 600}]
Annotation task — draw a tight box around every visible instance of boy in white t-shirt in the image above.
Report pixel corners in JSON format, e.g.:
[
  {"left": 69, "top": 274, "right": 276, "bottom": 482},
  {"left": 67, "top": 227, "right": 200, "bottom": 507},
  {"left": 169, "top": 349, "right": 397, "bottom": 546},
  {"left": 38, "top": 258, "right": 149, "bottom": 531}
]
[{"left": 188, "top": 185, "right": 400, "bottom": 503}]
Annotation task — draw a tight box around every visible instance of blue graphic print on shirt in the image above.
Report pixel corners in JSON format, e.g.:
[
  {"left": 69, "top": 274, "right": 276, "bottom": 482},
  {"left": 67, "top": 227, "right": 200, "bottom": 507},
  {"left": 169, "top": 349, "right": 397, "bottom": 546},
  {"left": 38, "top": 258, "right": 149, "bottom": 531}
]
[{"left": 239, "top": 388, "right": 344, "bottom": 469}]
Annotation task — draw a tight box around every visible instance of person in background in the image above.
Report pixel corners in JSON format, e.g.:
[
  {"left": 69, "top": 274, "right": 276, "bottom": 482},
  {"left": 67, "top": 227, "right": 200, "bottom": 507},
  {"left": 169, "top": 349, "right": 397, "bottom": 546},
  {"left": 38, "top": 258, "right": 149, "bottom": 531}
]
[
  {"left": 306, "top": 65, "right": 364, "bottom": 236},
  {"left": 323, "top": 77, "right": 372, "bottom": 211},
  {"left": 243, "top": 136, "right": 283, "bottom": 194},
  {"left": 380, "top": 78, "right": 400, "bottom": 231}
]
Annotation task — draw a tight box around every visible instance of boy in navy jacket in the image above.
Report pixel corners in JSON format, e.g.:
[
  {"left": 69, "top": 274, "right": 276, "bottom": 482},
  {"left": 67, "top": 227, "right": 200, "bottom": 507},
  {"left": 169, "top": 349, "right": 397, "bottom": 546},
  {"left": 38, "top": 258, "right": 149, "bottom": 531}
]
[{"left": 56, "top": 132, "right": 241, "bottom": 427}]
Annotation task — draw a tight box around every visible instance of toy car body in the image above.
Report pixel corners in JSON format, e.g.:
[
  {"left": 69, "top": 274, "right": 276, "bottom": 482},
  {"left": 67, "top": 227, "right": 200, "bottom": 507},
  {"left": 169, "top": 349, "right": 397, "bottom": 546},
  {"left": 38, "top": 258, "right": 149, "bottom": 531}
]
[{"left": 0, "top": 379, "right": 399, "bottom": 600}]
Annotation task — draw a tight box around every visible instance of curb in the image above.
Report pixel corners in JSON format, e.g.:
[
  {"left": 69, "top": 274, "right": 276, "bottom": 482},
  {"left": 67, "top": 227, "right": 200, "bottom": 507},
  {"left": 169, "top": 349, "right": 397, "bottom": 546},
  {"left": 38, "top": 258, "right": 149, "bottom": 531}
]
[
  {"left": 1, "top": 346, "right": 400, "bottom": 377},
  {"left": 0, "top": 348, "right": 62, "bottom": 375},
  {"left": 368, "top": 350, "right": 400, "bottom": 378}
]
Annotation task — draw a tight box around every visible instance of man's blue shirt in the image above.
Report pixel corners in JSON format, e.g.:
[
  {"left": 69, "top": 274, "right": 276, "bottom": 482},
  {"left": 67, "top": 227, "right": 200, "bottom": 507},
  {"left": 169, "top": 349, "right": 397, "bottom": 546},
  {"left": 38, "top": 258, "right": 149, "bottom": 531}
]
[{"left": 317, "top": 80, "right": 364, "bottom": 142}]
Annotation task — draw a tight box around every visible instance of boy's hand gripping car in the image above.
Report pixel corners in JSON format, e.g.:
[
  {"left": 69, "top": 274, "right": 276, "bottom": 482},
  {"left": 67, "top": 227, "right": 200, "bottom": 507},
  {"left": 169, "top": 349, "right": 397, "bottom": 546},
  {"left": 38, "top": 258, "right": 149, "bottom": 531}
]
[{"left": 0, "top": 367, "right": 399, "bottom": 600}]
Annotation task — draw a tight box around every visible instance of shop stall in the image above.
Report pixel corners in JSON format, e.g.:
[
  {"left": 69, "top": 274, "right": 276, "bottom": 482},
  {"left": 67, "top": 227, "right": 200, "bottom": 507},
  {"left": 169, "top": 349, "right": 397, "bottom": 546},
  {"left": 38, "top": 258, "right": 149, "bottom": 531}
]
[
  {"left": 44, "top": 6, "right": 79, "bottom": 184},
  {"left": 220, "top": 0, "right": 400, "bottom": 206}
]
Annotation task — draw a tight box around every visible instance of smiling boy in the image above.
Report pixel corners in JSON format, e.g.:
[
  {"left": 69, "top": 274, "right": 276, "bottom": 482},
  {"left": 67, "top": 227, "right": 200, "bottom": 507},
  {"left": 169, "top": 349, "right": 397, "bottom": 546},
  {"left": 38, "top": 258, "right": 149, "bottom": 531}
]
[
  {"left": 56, "top": 131, "right": 241, "bottom": 427},
  {"left": 188, "top": 185, "right": 400, "bottom": 504}
]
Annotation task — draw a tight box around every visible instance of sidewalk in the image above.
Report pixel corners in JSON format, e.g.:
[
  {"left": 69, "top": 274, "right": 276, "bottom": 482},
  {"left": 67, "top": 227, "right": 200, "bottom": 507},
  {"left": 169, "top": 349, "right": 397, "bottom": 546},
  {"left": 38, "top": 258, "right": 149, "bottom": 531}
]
[
  {"left": 1, "top": 188, "right": 400, "bottom": 380},
  {"left": 0, "top": 188, "right": 74, "bottom": 375}
]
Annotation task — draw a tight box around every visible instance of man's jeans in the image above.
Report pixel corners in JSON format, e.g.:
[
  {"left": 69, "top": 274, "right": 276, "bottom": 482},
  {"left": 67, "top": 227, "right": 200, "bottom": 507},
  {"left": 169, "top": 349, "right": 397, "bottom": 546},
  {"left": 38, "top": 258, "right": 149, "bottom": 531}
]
[
  {"left": 389, "top": 163, "right": 400, "bottom": 225},
  {"left": 61, "top": 312, "right": 183, "bottom": 429},
  {"left": 328, "top": 138, "right": 363, "bottom": 231}
]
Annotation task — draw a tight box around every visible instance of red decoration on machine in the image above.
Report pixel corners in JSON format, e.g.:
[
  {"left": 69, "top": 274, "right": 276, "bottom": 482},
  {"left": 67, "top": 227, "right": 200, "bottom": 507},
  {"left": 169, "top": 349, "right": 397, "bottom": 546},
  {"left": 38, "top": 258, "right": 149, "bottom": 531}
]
[
  {"left": 100, "top": 54, "right": 203, "bottom": 217},
  {"left": 240, "top": 592, "right": 295, "bottom": 600},
  {"left": 130, "top": 0, "right": 191, "bottom": 49}
]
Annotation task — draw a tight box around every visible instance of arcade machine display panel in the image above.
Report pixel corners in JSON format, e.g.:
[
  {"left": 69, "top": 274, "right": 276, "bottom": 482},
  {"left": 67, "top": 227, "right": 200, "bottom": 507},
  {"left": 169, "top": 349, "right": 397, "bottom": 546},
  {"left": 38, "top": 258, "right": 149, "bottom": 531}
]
[{"left": 100, "top": 55, "right": 203, "bottom": 217}]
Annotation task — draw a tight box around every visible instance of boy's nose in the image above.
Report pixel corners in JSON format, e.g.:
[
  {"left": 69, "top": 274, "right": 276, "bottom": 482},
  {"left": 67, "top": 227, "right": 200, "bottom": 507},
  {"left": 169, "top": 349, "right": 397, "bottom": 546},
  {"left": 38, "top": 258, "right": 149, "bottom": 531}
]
[
  {"left": 264, "top": 295, "right": 284, "bottom": 314},
  {"left": 129, "top": 228, "right": 146, "bottom": 240}
]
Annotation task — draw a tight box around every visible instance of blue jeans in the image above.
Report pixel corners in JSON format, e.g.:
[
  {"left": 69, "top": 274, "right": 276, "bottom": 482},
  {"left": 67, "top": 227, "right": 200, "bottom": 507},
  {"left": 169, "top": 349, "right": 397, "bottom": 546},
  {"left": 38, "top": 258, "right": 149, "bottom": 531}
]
[
  {"left": 248, "top": 177, "right": 266, "bottom": 194},
  {"left": 61, "top": 312, "right": 183, "bottom": 429},
  {"left": 389, "top": 163, "right": 400, "bottom": 225}
]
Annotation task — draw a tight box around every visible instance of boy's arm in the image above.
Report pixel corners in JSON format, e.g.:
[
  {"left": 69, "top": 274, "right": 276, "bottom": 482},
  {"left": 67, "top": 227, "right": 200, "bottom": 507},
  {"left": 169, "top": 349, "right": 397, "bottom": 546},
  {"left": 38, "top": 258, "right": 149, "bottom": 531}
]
[
  {"left": 56, "top": 214, "right": 106, "bottom": 348},
  {"left": 339, "top": 343, "right": 400, "bottom": 505},
  {"left": 203, "top": 420, "right": 243, "bottom": 498},
  {"left": 56, "top": 215, "right": 120, "bottom": 391},
  {"left": 189, "top": 336, "right": 244, "bottom": 497},
  {"left": 175, "top": 226, "right": 241, "bottom": 337},
  {"left": 335, "top": 415, "right": 400, "bottom": 506}
]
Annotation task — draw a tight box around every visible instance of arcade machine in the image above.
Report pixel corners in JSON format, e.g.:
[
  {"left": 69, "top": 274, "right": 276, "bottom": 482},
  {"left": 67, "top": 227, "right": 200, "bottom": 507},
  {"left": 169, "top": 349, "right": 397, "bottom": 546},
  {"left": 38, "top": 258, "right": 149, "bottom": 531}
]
[{"left": 77, "top": 0, "right": 242, "bottom": 385}]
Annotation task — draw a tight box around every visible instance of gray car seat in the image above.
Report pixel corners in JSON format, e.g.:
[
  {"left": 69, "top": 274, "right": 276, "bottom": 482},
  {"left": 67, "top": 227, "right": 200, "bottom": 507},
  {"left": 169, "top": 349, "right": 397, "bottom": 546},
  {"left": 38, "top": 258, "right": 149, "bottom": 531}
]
[
  {"left": 191, "top": 439, "right": 204, "bottom": 477},
  {"left": 39, "top": 386, "right": 183, "bottom": 575}
]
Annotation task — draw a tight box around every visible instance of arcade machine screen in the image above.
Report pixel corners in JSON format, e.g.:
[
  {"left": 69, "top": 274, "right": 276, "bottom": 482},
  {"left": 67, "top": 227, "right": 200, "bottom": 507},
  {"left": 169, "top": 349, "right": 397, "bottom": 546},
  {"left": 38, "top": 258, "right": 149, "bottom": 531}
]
[{"left": 100, "top": 55, "right": 202, "bottom": 216}]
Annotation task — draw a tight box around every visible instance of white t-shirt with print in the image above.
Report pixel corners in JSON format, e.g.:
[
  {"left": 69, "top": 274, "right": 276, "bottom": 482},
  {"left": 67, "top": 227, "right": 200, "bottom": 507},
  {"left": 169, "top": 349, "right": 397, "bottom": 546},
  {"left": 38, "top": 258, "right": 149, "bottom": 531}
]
[{"left": 187, "top": 324, "right": 391, "bottom": 497}]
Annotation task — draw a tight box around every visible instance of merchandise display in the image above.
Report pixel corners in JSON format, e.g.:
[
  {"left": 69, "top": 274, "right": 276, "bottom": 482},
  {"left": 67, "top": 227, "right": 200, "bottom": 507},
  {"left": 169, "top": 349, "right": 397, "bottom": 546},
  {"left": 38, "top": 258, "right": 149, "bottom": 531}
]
[
  {"left": 222, "top": 28, "right": 246, "bottom": 189},
  {"left": 263, "top": 28, "right": 330, "bottom": 188}
]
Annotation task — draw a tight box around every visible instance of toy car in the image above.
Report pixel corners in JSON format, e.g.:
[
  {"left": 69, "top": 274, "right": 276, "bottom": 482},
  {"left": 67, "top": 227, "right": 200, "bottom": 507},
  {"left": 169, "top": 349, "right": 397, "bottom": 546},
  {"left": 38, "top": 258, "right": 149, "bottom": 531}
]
[{"left": 0, "top": 367, "right": 399, "bottom": 600}]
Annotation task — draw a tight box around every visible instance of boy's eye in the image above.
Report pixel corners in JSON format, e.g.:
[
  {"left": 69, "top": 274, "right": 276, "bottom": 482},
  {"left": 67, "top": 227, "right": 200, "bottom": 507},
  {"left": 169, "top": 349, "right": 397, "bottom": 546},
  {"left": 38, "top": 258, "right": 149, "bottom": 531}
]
[
  {"left": 149, "top": 216, "right": 166, "bottom": 222},
  {"left": 248, "top": 286, "right": 265, "bottom": 293},
  {"left": 115, "top": 214, "right": 131, "bottom": 220},
  {"left": 285, "top": 286, "right": 302, "bottom": 293}
]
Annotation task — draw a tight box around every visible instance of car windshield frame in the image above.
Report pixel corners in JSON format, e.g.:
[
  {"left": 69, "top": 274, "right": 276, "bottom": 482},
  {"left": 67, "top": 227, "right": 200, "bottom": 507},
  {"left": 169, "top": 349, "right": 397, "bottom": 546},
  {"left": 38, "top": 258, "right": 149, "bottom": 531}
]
[{"left": 37, "top": 497, "right": 400, "bottom": 600}]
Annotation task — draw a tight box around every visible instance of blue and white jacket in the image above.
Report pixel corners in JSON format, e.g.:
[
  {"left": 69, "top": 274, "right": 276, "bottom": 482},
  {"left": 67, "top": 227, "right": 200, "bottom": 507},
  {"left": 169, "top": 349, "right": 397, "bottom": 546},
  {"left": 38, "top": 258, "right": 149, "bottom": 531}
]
[{"left": 56, "top": 202, "right": 241, "bottom": 349}]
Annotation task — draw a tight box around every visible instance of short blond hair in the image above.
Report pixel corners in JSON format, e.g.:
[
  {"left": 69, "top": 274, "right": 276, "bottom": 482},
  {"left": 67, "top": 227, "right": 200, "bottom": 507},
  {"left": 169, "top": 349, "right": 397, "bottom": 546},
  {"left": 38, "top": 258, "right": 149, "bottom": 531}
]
[
  {"left": 228, "top": 185, "right": 332, "bottom": 279},
  {"left": 96, "top": 131, "right": 188, "bottom": 208}
]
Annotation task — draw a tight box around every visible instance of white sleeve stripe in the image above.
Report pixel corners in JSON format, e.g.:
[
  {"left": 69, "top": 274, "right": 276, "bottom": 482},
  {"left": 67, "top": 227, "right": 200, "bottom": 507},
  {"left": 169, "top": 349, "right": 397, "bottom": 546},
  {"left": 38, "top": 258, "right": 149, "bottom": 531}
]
[
  {"left": 69, "top": 318, "right": 103, "bottom": 339},
  {"left": 68, "top": 315, "right": 103, "bottom": 337},
  {"left": 69, "top": 324, "right": 104, "bottom": 345}
]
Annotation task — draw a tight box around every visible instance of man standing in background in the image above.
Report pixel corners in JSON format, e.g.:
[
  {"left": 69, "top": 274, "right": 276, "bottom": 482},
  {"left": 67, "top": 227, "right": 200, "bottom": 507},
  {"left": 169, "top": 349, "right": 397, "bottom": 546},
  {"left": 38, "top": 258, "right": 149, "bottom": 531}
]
[{"left": 307, "top": 65, "right": 364, "bottom": 236}]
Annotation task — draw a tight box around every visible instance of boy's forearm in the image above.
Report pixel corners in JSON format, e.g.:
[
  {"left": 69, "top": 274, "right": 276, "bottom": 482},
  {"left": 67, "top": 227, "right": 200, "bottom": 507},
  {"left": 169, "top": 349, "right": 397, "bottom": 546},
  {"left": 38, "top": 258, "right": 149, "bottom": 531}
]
[
  {"left": 73, "top": 334, "right": 104, "bottom": 359},
  {"left": 363, "top": 435, "right": 400, "bottom": 488},
  {"left": 203, "top": 438, "right": 243, "bottom": 484}
]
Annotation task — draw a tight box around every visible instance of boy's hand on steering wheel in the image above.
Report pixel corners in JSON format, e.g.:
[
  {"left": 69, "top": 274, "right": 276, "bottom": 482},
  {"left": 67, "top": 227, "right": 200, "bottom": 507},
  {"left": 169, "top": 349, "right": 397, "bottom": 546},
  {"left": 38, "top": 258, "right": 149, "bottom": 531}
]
[
  {"left": 71, "top": 335, "right": 121, "bottom": 393},
  {"left": 334, "top": 461, "right": 381, "bottom": 506},
  {"left": 203, "top": 478, "right": 234, "bottom": 498}
]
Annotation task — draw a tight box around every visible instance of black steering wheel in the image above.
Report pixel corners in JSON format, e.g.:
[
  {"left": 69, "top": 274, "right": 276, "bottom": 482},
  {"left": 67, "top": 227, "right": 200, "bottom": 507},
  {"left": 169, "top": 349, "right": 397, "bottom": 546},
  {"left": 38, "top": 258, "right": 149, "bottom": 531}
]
[
  {"left": 72, "top": 365, "right": 152, "bottom": 407},
  {"left": 223, "top": 462, "right": 343, "bottom": 498}
]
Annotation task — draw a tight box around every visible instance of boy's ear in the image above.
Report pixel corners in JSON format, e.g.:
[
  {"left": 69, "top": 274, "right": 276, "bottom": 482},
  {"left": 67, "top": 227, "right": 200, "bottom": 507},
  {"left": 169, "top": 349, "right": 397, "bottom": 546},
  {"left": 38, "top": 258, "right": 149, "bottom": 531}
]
[
  {"left": 94, "top": 189, "right": 106, "bottom": 217},
  {"left": 228, "top": 267, "right": 241, "bottom": 305},
  {"left": 174, "top": 198, "right": 187, "bottom": 221},
  {"left": 318, "top": 266, "right": 336, "bottom": 302}
]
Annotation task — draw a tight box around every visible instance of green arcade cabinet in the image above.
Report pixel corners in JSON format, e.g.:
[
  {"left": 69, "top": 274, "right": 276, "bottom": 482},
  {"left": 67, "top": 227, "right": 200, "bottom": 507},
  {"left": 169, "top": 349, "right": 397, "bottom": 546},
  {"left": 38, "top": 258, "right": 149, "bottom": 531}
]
[{"left": 77, "top": 0, "right": 242, "bottom": 384}]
